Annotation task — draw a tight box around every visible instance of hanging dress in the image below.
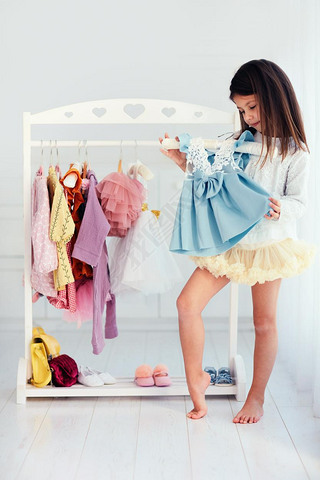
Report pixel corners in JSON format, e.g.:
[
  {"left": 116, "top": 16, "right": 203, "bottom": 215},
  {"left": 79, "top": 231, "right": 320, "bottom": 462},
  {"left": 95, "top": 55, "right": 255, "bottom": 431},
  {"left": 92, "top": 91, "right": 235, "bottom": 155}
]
[
  {"left": 95, "top": 160, "right": 146, "bottom": 237},
  {"left": 47, "top": 165, "right": 75, "bottom": 290},
  {"left": 72, "top": 170, "right": 117, "bottom": 355},
  {"left": 184, "top": 131, "right": 315, "bottom": 285},
  {"left": 30, "top": 166, "right": 58, "bottom": 298},
  {"left": 169, "top": 131, "right": 271, "bottom": 257},
  {"left": 108, "top": 160, "right": 182, "bottom": 295},
  {"left": 109, "top": 203, "right": 183, "bottom": 296},
  {"left": 60, "top": 164, "right": 93, "bottom": 280},
  {"left": 46, "top": 165, "right": 77, "bottom": 312}
]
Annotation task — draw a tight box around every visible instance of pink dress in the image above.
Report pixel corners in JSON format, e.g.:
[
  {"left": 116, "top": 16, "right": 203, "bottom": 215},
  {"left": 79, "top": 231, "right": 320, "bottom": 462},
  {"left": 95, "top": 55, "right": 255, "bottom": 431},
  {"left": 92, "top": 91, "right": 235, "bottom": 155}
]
[
  {"left": 95, "top": 171, "right": 145, "bottom": 237},
  {"left": 31, "top": 167, "right": 58, "bottom": 297}
]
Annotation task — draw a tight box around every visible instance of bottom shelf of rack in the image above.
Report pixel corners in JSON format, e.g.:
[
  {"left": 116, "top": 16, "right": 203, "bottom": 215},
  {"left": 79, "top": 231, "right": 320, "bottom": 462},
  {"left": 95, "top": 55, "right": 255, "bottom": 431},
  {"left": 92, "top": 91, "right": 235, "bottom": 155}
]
[
  {"left": 17, "top": 354, "right": 246, "bottom": 403},
  {"left": 24, "top": 377, "right": 238, "bottom": 398}
]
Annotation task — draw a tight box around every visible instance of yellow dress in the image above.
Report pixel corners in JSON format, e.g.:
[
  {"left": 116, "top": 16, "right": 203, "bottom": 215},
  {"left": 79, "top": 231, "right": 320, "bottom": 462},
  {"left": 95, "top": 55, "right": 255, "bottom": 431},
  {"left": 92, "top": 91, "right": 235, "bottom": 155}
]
[{"left": 47, "top": 166, "right": 75, "bottom": 291}]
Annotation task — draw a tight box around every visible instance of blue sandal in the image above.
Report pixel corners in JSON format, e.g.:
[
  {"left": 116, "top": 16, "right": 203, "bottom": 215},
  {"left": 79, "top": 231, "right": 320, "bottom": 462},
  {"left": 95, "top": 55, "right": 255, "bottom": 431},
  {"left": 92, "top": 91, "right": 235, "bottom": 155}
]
[
  {"left": 204, "top": 366, "right": 217, "bottom": 384},
  {"left": 215, "top": 367, "right": 234, "bottom": 386}
]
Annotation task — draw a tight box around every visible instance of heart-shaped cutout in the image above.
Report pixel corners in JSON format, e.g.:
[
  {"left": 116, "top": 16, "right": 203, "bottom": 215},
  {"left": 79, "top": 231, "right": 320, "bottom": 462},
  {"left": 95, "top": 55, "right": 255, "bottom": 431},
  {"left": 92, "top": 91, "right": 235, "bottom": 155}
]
[
  {"left": 194, "top": 111, "right": 203, "bottom": 118},
  {"left": 123, "top": 104, "right": 145, "bottom": 119},
  {"left": 64, "top": 111, "right": 73, "bottom": 118},
  {"left": 92, "top": 107, "right": 106, "bottom": 118},
  {"left": 162, "top": 107, "right": 176, "bottom": 118}
]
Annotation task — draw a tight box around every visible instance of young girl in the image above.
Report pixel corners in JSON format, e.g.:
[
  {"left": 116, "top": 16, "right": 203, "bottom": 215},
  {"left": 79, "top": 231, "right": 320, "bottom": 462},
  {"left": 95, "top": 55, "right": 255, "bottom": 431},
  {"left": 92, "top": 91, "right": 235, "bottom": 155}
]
[{"left": 159, "top": 59, "right": 315, "bottom": 424}]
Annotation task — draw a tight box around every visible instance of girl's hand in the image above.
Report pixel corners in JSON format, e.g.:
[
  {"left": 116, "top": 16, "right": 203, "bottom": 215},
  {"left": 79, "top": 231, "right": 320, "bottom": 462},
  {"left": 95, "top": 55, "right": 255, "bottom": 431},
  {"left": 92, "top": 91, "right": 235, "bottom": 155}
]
[
  {"left": 265, "top": 197, "right": 281, "bottom": 220},
  {"left": 159, "top": 133, "right": 187, "bottom": 172}
]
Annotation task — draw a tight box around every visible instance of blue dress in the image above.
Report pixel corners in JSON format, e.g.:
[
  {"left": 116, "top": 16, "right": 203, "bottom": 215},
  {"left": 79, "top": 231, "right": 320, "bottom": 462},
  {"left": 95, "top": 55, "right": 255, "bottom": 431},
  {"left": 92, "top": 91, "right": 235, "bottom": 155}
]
[{"left": 169, "top": 131, "right": 271, "bottom": 256}]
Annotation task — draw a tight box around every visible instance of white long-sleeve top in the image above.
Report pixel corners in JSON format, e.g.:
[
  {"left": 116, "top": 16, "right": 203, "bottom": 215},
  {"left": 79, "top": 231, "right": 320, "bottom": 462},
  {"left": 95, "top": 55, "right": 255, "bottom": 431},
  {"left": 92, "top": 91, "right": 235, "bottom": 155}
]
[{"left": 238, "top": 131, "right": 310, "bottom": 247}]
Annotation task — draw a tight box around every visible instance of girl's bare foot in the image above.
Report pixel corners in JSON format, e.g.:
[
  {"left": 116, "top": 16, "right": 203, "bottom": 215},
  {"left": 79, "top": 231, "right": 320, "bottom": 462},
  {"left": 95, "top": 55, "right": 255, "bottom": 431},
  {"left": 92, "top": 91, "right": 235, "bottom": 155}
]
[
  {"left": 187, "top": 371, "right": 211, "bottom": 419},
  {"left": 233, "top": 395, "right": 264, "bottom": 424}
]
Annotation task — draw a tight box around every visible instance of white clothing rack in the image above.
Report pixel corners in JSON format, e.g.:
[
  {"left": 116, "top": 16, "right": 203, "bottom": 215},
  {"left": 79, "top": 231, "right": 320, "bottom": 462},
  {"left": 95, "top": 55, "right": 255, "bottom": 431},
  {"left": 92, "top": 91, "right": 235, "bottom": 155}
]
[
  {"left": 31, "top": 140, "right": 160, "bottom": 147},
  {"left": 17, "top": 98, "right": 246, "bottom": 404}
]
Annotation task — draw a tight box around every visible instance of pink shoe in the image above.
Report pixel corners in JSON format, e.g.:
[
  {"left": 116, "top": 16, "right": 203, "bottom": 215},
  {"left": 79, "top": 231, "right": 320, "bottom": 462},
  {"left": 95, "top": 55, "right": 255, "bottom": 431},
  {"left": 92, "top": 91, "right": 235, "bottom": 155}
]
[
  {"left": 153, "top": 364, "right": 171, "bottom": 387},
  {"left": 134, "top": 364, "right": 155, "bottom": 387}
]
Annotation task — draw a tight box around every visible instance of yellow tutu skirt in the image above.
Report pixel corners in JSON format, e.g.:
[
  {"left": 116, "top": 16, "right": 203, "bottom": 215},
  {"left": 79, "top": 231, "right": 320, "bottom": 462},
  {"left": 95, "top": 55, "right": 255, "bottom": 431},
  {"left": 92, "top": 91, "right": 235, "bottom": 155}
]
[{"left": 190, "top": 238, "right": 316, "bottom": 286}]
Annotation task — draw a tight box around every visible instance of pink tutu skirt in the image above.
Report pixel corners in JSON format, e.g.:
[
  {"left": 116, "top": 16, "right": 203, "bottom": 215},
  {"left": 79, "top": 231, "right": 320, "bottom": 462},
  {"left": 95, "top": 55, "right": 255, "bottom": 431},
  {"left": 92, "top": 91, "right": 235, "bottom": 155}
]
[
  {"left": 63, "top": 279, "right": 93, "bottom": 328},
  {"left": 96, "top": 172, "right": 145, "bottom": 237}
]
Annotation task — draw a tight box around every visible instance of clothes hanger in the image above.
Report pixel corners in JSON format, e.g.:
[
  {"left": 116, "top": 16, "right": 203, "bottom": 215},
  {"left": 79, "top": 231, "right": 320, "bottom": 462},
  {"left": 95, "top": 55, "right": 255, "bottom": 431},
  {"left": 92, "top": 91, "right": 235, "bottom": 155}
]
[
  {"left": 55, "top": 140, "right": 59, "bottom": 165},
  {"left": 161, "top": 137, "right": 278, "bottom": 158},
  {"left": 127, "top": 140, "right": 154, "bottom": 181},
  {"left": 80, "top": 141, "right": 91, "bottom": 192},
  {"left": 117, "top": 140, "right": 123, "bottom": 173},
  {"left": 47, "top": 140, "right": 56, "bottom": 175},
  {"left": 128, "top": 141, "right": 160, "bottom": 218},
  {"left": 62, "top": 141, "right": 82, "bottom": 187},
  {"left": 39, "top": 140, "right": 44, "bottom": 175},
  {"left": 54, "top": 139, "right": 63, "bottom": 178},
  {"left": 81, "top": 140, "right": 91, "bottom": 177},
  {"left": 50, "top": 139, "right": 53, "bottom": 166},
  {"left": 74, "top": 140, "right": 82, "bottom": 172}
]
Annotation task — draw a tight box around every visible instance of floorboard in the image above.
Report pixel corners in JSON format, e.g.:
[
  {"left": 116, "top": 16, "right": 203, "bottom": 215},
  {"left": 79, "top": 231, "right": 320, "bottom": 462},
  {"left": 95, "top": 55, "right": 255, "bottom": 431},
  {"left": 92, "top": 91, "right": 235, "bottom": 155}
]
[
  {"left": 277, "top": 406, "right": 320, "bottom": 480},
  {"left": 135, "top": 396, "right": 191, "bottom": 480},
  {"left": 16, "top": 398, "right": 97, "bottom": 480},
  {"left": 75, "top": 397, "right": 141, "bottom": 480},
  {"left": 0, "top": 397, "right": 52, "bottom": 480},
  {"left": 229, "top": 330, "right": 310, "bottom": 480},
  {"left": 0, "top": 324, "right": 318, "bottom": 480},
  {"left": 187, "top": 396, "right": 250, "bottom": 480}
]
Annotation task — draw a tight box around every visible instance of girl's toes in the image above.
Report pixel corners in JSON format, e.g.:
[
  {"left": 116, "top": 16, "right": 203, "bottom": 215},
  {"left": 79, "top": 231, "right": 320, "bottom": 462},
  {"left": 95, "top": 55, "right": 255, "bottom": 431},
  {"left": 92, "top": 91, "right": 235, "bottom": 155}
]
[
  {"left": 187, "top": 408, "right": 206, "bottom": 420},
  {"left": 190, "top": 412, "right": 199, "bottom": 420},
  {"left": 190, "top": 412, "right": 203, "bottom": 420}
]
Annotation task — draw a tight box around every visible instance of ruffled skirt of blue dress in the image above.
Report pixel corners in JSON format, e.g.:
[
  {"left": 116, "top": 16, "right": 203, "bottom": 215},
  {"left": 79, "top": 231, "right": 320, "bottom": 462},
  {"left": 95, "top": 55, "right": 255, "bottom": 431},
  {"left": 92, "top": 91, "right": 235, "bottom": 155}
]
[{"left": 169, "top": 169, "right": 271, "bottom": 256}]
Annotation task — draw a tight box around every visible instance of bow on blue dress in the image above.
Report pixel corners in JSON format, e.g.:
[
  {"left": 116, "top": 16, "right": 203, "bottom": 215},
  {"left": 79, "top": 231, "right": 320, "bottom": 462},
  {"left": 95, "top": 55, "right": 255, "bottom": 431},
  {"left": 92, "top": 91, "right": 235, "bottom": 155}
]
[{"left": 193, "top": 170, "right": 224, "bottom": 199}]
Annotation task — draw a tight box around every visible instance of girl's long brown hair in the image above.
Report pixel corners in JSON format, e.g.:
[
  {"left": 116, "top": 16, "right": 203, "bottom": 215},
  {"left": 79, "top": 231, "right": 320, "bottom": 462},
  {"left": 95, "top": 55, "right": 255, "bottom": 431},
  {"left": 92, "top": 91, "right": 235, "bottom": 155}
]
[{"left": 229, "top": 59, "right": 308, "bottom": 167}]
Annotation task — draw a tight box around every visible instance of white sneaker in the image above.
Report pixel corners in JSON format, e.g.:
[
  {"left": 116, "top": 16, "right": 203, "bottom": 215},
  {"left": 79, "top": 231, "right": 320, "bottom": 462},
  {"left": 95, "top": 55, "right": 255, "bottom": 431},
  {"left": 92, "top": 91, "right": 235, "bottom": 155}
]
[
  {"left": 78, "top": 365, "right": 104, "bottom": 387},
  {"left": 91, "top": 369, "right": 117, "bottom": 385}
]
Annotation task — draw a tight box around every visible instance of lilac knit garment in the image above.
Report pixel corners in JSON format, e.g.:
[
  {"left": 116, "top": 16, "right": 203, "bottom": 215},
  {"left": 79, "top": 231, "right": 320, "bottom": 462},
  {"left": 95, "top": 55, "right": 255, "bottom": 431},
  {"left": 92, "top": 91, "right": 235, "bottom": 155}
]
[{"left": 72, "top": 171, "right": 118, "bottom": 354}]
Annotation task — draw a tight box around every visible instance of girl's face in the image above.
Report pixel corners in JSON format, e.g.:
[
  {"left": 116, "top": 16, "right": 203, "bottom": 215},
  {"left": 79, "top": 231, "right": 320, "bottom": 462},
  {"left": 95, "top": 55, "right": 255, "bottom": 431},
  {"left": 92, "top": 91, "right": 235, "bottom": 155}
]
[{"left": 232, "top": 94, "right": 261, "bottom": 132}]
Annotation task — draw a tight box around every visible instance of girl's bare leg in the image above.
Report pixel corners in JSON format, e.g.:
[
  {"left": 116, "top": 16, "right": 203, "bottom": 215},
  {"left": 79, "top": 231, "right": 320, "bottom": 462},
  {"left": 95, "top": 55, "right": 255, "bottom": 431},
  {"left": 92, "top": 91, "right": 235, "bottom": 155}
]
[
  {"left": 233, "top": 278, "right": 282, "bottom": 424},
  {"left": 177, "top": 268, "right": 230, "bottom": 419}
]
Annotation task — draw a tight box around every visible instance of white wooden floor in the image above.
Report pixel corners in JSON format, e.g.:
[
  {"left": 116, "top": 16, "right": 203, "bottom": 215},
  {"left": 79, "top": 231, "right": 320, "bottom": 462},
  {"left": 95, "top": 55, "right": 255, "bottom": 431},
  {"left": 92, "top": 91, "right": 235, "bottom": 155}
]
[{"left": 1, "top": 320, "right": 320, "bottom": 480}]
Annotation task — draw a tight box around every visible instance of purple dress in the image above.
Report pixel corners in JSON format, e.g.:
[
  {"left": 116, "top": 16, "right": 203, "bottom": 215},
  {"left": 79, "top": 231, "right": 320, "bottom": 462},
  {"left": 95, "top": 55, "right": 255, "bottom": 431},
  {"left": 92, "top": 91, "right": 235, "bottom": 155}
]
[{"left": 72, "top": 171, "right": 117, "bottom": 354}]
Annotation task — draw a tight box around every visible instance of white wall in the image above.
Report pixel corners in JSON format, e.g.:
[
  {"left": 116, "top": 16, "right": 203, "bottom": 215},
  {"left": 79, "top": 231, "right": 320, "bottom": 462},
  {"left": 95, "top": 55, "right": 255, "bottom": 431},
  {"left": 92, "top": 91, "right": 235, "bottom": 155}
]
[{"left": 0, "top": 0, "right": 308, "bottom": 323}]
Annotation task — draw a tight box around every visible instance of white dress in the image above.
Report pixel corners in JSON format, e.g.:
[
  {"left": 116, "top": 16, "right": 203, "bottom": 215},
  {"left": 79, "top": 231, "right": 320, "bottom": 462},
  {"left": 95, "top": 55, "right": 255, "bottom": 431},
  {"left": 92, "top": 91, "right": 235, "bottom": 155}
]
[{"left": 109, "top": 204, "right": 183, "bottom": 296}]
